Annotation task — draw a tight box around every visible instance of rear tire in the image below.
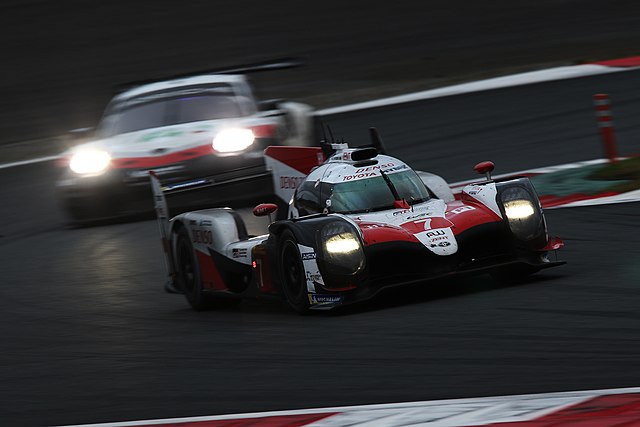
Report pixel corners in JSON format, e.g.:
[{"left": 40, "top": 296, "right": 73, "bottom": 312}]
[
  {"left": 174, "top": 226, "right": 240, "bottom": 311},
  {"left": 278, "top": 230, "right": 310, "bottom": 313}
]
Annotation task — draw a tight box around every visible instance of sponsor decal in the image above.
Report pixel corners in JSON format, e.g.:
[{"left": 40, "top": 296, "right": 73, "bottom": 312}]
[
  {"left": 199, "top": 219, "right": 212, "bottom": 227},
  {"left": 467, "top": 185, "right": 484, "bottom": 196},
  {"left": 362, "top": 223, "right": 383, "bottom": 229},
  {"left": 306, "top": 271, "right": 323, "bottom": 284},
  {"left": 343, "top": 172, "right": 376, "bottom": 181},
  {"left": 406, "top": 212, "right": 429, "bottom": 220},
  {"left": 431, "top": 241, "right": 451, "bottom": 248},
  {"left": 308, "top": 294, "right": 344, "bottom": 305},
  {"left": 192, "top": 229, "right": 213, "bottom": 245},
  {"left": 139, "top": 130, "right": 184, "bottom": 142},
  {"left": 232, "top": 248, "right": 248, "bottom": 258},
  {"left": 393, "top": 209, "right": 411, "bottom": 216},
  {"left": 301, "top": 252, "right": 316, "bottom": 260},
  {"left": 425, "top": 229, "right": 445, "bottom": 238},
  {"left": 450, "top": 205, "right": 476, "bottom": 214},
  {"left": 280, "top": 176, "right": 305, "bottom": 189},
  {"left": 381, "top": 164, "right": 407, "bottom": 173},
  {"left": 354, "top": 163, "right": 394, "bottom": 174}
]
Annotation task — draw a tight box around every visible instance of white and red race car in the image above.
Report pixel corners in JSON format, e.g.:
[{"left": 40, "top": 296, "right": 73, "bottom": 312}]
[
  {"left": 151, "top": 128, "right": 565, "bottom": 313},
  {"left": 56, "top": 64, "right": 313, "bottom": 223}
]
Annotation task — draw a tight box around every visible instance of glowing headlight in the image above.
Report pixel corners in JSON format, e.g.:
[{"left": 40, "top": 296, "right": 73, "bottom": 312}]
[
  {"left": 321, "top": 222, "right": 364, "bottom": 275},
  {"left": 212, "top": 128, "right": 255, "bottom": 153},
  {"left": 500, "top": 185, "right": 544, "bottom": 242},
  {"left": 69, "top": 150, "right": 111, "bottom": 175},
  {"left": 504, "top": 199, "right": 535, "bottom": 220},
  {"left": 325, "top": 233, "right": 361, "bottom": 254}
]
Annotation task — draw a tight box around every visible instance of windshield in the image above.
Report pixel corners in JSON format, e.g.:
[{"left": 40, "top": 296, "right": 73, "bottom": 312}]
[
  {"left": 99, "top": 92, "right": 243, "bottom": 137},
  {"left": 328, "top": 169, "right": 431, "bottom": 214}
]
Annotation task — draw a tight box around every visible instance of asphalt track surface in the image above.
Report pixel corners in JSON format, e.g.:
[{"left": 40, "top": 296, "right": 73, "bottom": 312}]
[{"left": 2, "top": 69, "right": 640, "bottom": 426}]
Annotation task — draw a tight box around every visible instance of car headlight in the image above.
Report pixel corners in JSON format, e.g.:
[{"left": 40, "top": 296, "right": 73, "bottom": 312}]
[
  {"left": 320, "top": 222, "right": 364, "bottom": 275},
  {"left": 69, "top": 149, "right": 111, "bottom": 175},
  {"left": 500, "top": 186, "right": 543, "bottom": 241},
  {"left": 504, "top": 199, "right": 535, "bottom": 220},
  {"left": 212, "top": 128, "right": 255, "bottom": 153}
]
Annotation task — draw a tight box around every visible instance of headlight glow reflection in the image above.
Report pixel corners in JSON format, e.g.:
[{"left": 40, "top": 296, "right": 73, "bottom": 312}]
[
  {"left": 504, "top": 200, "right": 535, "bottom": 220},
  {"left": 212, "top": 128, "right": 255, "bottom": 153},
  {"left": 325, "top": 233, "right": 360, "bottom": 254},
  {"left": 69, "top": 150, "right": 111, "bottom": 175}
]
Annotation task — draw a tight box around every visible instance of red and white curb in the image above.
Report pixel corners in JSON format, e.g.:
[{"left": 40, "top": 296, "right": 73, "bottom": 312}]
[
  {"left": 315, "top": 57, "right": 640, "bottom": 116},
  {"left": 450, "top": 157, "right": 640, "bottom": 209},
  {"left": 60, "top": 386, "right": 640, "bottom": 427}
]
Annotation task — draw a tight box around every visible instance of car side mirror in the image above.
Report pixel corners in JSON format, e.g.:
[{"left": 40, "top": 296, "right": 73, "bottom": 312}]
[
  {"left": 474, "top": 161, "right": 495, "bottom": 181},
  {"left": 253, "top": 203, "right": 278, "bottom": 218}
]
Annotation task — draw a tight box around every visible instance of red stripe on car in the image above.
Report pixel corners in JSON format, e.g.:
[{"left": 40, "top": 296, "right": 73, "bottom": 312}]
[
  {"left": 264, "top": 146, "right": 326, "bottom": 175},
  {"left": 111, "top": 144, "right": 215, "bottom": 169},
  {"left": 196, "top": 250, "right": 228, "bottom": 291},
  {"left": 445, "top": 201, "right": 503, "bottom": 235}
]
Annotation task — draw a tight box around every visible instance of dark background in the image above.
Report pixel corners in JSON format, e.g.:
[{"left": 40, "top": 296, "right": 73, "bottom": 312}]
[{"left": 1, "top": 0, "right": 640, "bottom": 145}]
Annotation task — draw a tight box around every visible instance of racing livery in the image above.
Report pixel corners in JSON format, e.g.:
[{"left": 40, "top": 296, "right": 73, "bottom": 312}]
[
  {"left": 151, "top": 128, "right": 565, "bottom": 313},
  {"left": 56, "top": 69, "right": 313, "bottom": 223}
]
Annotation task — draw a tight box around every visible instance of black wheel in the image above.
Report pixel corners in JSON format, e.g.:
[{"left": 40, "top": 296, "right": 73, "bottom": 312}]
[
  {"left": 278, "top": 230, "right": 310, "bottom": 313},
  {"left": 174, "top": 226, "right": 240, "bottom": 311}
]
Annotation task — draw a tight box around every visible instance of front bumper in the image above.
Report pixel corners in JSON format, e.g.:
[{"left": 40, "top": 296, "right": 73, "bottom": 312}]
[
  {"left": 56, "top": 145, "right": 277, "bottom": 222},
  {"left": 312, "top": 223, "right": 565, "bottom": 308}
]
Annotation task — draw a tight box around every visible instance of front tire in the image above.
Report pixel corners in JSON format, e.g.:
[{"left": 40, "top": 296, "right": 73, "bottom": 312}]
[{"left": 278, "top": 230, "right": 310, "bottom": 313}]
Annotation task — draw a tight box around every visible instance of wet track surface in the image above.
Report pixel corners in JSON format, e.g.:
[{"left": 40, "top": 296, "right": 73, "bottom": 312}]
[{"left": 2, "top": 71, "right": 640, "bottom": 426}]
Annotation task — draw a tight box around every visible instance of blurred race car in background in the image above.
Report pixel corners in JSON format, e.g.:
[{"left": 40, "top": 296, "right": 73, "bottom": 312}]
[
  {"left": 55, "top": 60, "right": 314, "bottom": 223},
  {"left": 151, "top": 128, "right": 565, "bottom": 313}
]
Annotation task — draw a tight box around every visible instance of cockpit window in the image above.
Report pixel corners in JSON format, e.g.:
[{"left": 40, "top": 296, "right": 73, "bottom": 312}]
[
  {"left": 328, "top": 170, "right": 431, "bottom": 214},
  {"left": 294, "top": 169, "right": 431, "bottom": 216},
  {"left": 98, "top": 87, "right": 244, "bottom": 137}
]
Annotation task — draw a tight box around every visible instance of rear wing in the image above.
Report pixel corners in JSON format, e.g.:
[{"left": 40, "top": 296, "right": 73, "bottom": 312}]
[
  {"left": 149, "top": 171, "right": 175, "bottom": 283},
  {"left": 115, "top": 57, "right": 304, "bottom": 95}
]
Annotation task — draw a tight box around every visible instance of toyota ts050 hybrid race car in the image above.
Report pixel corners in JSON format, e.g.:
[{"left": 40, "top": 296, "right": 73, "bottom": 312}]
[
  {"left": 56, "top": 60, "right": 314, "bottom": 223},
  {"left": 151, "top": 128, "right": 565, "bottom": 313}
]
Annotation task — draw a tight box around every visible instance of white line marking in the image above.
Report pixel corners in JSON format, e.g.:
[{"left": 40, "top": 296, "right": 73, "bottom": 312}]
[
  {"left": 315, "top": 64, "right": 639, "bottom": 116},
  {"left": 558, "top": 188, "right": 640, "bottom": 208},
  {"left": 0, "top": 154, "right": 61, "bottom": 170}
]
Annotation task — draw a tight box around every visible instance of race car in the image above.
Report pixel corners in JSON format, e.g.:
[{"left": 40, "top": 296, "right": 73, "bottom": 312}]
[
  {"left": 55, "top": 64, "right": 314, "bottom": 223},
  {"left": 151, "top": 128, "right": 565, "bottom": 313}
]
